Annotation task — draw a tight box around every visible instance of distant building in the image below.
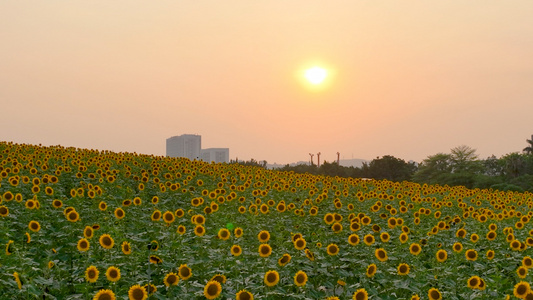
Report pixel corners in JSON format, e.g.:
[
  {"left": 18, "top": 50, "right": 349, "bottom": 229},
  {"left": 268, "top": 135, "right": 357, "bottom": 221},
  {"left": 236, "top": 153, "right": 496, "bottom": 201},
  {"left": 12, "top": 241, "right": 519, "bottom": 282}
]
[
  {"left": 166, "top": 134, "right": 201, "bottom": 160},
  {"left": 201, "top": 148, "right": 229, "bottom": 163}
]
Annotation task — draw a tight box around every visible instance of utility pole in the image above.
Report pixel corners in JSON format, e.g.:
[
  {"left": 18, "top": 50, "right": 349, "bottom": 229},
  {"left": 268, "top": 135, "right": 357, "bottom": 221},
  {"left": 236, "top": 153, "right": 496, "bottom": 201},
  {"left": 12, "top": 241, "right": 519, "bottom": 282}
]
[
  {"left": 309, "top": 153, "right": 314, "bottom": 166},
  {"left": 317, "top": 152, "right": 321, "bottom": 167},
  {"left": 337, "top": 152, "right": 340, "bottom": 165}
]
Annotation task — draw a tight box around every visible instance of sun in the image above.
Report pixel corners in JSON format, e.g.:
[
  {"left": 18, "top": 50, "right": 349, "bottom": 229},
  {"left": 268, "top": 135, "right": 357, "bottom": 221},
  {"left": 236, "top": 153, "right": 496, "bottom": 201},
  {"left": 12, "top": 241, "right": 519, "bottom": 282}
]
[{"left": 304, "top": 67, "right": 328, "bottom": 85}]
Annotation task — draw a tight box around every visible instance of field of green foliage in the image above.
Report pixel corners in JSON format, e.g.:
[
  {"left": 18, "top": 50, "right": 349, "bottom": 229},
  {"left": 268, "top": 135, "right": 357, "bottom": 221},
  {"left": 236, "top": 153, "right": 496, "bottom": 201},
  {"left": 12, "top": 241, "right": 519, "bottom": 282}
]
[{"left": 1, "top": 141, "right": 533, "bottom": 300}]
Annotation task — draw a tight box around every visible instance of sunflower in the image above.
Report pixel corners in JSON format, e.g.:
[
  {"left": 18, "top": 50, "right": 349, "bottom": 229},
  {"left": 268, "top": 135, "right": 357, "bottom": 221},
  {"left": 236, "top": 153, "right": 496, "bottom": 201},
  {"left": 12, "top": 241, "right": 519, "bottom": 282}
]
[
  {"left": 236, "top": 289, "right": 254, "bottom": 300},
  {"left": 77, "top": 238, "right": 90, "bottom": 252},
  {"left": 380, "top": 232, "right": 390, "bottom": 243},
  {"left": 486, "top": 231, "right": 497, "bottom": 241},
  {"left": 465, "top": 249, "right": 478, "bottom": 261},
  {"left": 114, "top": 208, "right": 125, "bottom": 219},
  {"left": 149, "top": 255, "right": 162, "bottom": 264},
  {"left": 99, "top": 201, "right": 107, "bottom": 211},
  {"left": 151, "top": 210, "right": 161, "bottom": 221},
  {"left": 399, "top": 232, "right": 409, "bottom": 244},
  {"left": 217, "top": 228, "right": 230, "bottom": 240},
  {"left": 327, "top": 243, "right": 340, "bottom": 256},
  {"left": 234, "top": 227, "right": 243, "bottom": 238},
  {"left": 511, "top": 240, "right": 522, "bottom": 251},
  {"left": 324, "top": 213, "right": 335, "bottom": 225},
  {"left": 477, "top": 278, "right": 486, "bottom": 290},
  {"left": 230, "top": 244, "right": 242, "bottom": 256},
  {"left": 453, "top": 242, "right": 463, "bottom": 253},
  {"left": 25, "top": 232, "right": 31, "bottom": 243},
  {"left": 13, "top": 271, "right": 22, "bottom": 289},
  {"left": 106, "top": 266, "right": 121, "bottom": 282},
  {"left": 127, "top": 285, "right": 147, "bottom": 300},
  {"left": 28, "top": 220, "right": 41, "bottom": 232},
  {"left": 375, "top": 248, "right": 388, "bottom": 262},
  {"left": 514, "top": 281, "right": 531, "bottom": 299},
  {"left": 409, "top": 243, "right": 421, "bottom": 256},
  {"left": 305, "top": 248, "right": 315, "bottom": 261},
  {"left": 517, "top": 266, "right": 528, "bottom": 279},
  {"left": 436, "top": 249, "right": 447, "bottom": 262},
  {"left": 331, "top": 222, "right": 343, "bottom": 233},
  {"left": 99, "top": 234, "right": 114, "bottom": 249},
  {"left": 523, "top": 256, "right": 533, "bottom": 269},
  {"left": 162, "top": 211, "right": 175, "bottom": 224},
  {"left": 259, "top": 244, "right": 272, "bottom": 258},
  {"left": 194, "top": 225, "right": 206, "bottom": 237},
  {"left": 85, "top": 266, "right": 99, "bottom": 283},
  {"left": 278, "top": 253, "right": 291, "bottom": 266},
  {"left": 467, "top": 276, "right": 480, "bottom": 289},
  {"left": 6, "top": 240, "right": 14, "bottom": 255},
  {"left": 52, "top": 199, "right": 63, "bottom": 208},
  {"left": 366, "top": 264, "right": 377, "bottom": 277},
  {"left": 264, "top": 270, "right": 280, "bottom": 287},
  {"left": 428, "top": 288, "right": 442, "bottom": 300},
  {"left": 348, "top": 234, "right": 360, "bottom": 246},
  {"left": 121, "top": 241, "right": 132, "bottom": 255},
  {"left": 93, "top": 289, "right": 116, "bottom": 300},
  {"left": 411, "top": 294, "right": 420, "bottom": 300},
  {"left": 294, "top": 270, "right": 308, "bottom": 287},
  {"left": 204, "top": 280, "right": 222, "bottom": 299},
  {"left": 0, "top": 205, "right": 9, "bottom": 217},
  {"left": 177, "top": 225, "right": 186, "bottom": 235},
  {"left": 353, "top": 288, "right": 369, "bottom": 300},
  {"left": 164, "top": 272, "right": 180, "bottom": 287},
  {"left": 67, "top": 210, "right": 80, "bottom": 222},
  {"left": 363, "top": 234, "right": 375, "bottom": 246},
  {"left": 172, "top": 208, "right": 183, "bottom": 218},
  {"left": 294, "top": 238, "right": 306, "bottom": 250},
  {"left": 470, "top": 233, "right": 479, "bottom": 243},
  {"left": 211, "top": 274, "right": 227, "bottom": 284},
  {"left": 397, "top": 263, "right": 410, "bottom": 275},
  {"left": 84, "top": 226, "right": 94, "bottom": 239},
  {"left": 48, "top": 261, "right": 54, "bottom": 269},
  {"left": 456, "top": 228, "right": 467, "bottom": 239},
  {"left": 350, "top": 222, "right": 361, "bottom": 232},
  {"left": 486, "top": 249, "right": 495, "bottom": 260},
  {"left": 143, "top": 283, "right": 157, "bottom": 295},
  {"left": 178, "top": 264, "right": 192, "bottom": 280},
  {"left": 258, "top": 230, "right": 270, "bottom": 243}
]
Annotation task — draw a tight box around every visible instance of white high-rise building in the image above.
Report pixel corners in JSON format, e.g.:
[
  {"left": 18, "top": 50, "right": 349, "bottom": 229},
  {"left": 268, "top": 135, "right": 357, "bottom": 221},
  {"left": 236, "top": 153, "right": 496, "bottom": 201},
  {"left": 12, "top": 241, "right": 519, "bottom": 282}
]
[
  {"left": 166, "top": 134, "right": 201, "bottom": 160},
  {"left": 200, "top": 148, "right": 229, "bottom": 163}
]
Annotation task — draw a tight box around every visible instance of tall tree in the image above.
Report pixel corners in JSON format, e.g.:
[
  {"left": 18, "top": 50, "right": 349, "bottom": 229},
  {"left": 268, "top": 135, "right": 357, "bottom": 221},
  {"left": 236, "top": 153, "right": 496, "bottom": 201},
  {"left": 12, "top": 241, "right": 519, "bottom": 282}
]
[
  {"left": 502, "top": 153, "right": 526, "bottom": 178},
  {"left": 450, "top": 145, "right": 482, "bottom": 173},
  {"left": 523, "top": 135, "right": 533, "bottom": 154},
  {"left": 412, "top": 153, "right": 452, "bottom": 184},
  {"left": 366, "top": 155, "right": 417, "bottom": 182}
]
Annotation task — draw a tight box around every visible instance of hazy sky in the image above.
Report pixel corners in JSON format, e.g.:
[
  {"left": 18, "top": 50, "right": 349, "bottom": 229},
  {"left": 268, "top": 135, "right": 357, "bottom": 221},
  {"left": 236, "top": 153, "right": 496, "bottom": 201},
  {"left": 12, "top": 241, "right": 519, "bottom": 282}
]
[{"left": 1, "top": 1, "right": 532, "bottom": 164}]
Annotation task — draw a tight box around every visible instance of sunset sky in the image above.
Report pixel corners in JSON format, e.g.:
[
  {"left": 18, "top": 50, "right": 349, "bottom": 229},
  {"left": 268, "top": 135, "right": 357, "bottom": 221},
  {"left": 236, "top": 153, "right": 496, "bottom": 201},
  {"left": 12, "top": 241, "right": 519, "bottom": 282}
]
[{"left": 1, "top": 1, "right": 532, "bottom": 164}]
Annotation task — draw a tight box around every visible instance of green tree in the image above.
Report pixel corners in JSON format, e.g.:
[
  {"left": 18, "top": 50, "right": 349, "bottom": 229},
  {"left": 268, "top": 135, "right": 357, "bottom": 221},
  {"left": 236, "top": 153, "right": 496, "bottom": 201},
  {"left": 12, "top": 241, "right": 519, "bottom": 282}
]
[
  {"left": 523, "top": 135, "right": 533, "bottom": 154},
  {"left": 365, "top": 155, "right": 417, "bottom": 182},
  {"left": 412, "top": 153, "right": 452, "bottom": 184},
  {"left": 450, "top": 145, "right": 482, "bottom": 173},
  {"left": 502, "top": 153, "right": 526, "bottom": 178}
]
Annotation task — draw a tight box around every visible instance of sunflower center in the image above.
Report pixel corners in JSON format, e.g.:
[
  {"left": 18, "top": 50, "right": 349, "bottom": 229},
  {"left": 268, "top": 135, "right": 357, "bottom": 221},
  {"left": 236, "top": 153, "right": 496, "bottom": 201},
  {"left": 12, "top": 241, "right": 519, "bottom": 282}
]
[
  {"left": 167, "top": 275, "right": 177, "bottom": 284},
  {"left": 296, "top": 274, "right": 305, "bottom": 283},
  {"left": 355, "top": 292, "right": 365, "bottom": 300},
  {"left": 99, "top": 294, "right": 112, "bottom": 300},
  {"left": 207, "top": 284, "right": 219, "bottom": 295},
  {"left": 132, "top": 288, "right": 145, "bottom": 299}
]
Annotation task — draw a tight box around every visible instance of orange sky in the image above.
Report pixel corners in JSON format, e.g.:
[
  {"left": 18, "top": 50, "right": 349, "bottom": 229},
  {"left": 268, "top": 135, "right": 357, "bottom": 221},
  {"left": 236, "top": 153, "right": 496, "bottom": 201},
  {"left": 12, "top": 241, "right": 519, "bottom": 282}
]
[{"left": 1, "top": 1, "right": 532, "bottom": 164}]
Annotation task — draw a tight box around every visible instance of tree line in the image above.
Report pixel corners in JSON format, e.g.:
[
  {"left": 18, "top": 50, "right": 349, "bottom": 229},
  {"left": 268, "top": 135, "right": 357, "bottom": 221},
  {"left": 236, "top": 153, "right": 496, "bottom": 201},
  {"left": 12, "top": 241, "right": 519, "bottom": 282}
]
[{"left": 268, "top": 136, "right": 533, "bottom": 193}]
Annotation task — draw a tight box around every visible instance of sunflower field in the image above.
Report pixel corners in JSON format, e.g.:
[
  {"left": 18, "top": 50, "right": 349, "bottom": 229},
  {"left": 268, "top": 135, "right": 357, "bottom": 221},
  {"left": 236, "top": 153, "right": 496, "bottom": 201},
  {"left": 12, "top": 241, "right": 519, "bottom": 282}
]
[{"left": 1, "top": 141, "right": 533, "bottom": 300}]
